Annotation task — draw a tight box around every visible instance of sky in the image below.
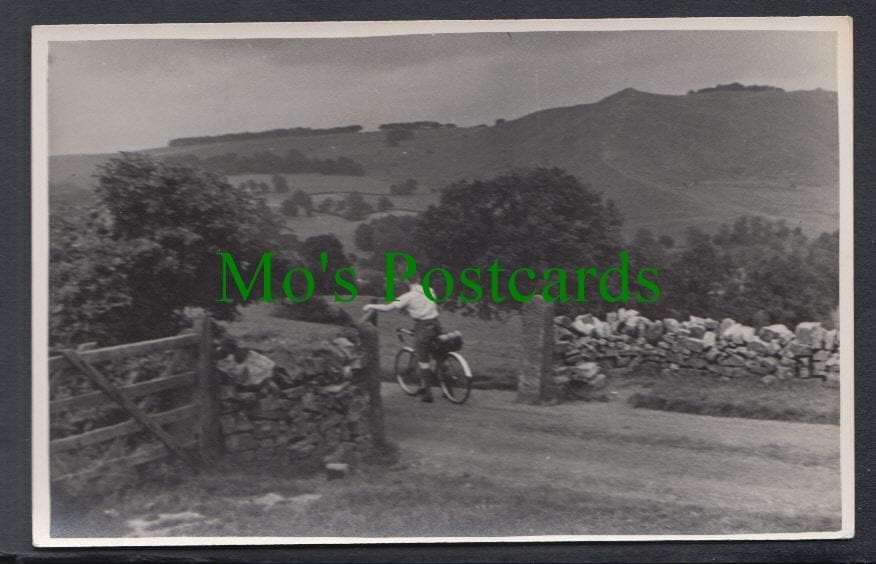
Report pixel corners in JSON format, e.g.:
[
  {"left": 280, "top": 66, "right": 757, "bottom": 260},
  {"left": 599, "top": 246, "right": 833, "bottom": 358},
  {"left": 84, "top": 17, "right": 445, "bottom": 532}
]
[{"left": 47, "top": 30, "right": 837, "bottom": 155}]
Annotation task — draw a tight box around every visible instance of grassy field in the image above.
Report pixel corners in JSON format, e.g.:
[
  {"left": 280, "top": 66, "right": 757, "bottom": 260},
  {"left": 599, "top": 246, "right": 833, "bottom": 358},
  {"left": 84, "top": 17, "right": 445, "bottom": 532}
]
[{"left": 227, "top": 301, "right": 524, "bottom": 389}]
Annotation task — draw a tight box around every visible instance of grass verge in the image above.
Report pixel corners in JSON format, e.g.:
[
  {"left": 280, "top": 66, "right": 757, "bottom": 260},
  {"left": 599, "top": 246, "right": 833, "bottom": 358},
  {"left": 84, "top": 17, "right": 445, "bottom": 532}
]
[
  {"left": 53, "top": 465, "right": 839, "bottom": 538},
  {"left": 626, "top": 372, "right": 839, "bottom": 425}
]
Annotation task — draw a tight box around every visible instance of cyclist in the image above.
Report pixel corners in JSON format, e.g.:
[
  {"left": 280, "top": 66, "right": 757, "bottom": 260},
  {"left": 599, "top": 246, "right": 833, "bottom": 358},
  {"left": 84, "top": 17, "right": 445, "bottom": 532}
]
[{"left": 363, "top": 274, "right": 442, "bottom": 402}]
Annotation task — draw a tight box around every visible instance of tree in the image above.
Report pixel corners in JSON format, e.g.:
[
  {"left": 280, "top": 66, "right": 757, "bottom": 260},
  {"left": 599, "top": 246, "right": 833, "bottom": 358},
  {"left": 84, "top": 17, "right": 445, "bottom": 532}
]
[
  {"left": 415, "top": 167, "right": 622, "bottom": 316},
  {"left": 353, "top": 222, "right": 375, "bottom": 253},
  {"left": 272, "top": 174, "right": 290, "bottom": 193},
  {"left": 341, "top": 192, "right": 373, "bottom": 221},
  {"left": 298, "top": 234, "right": 350, "bottom": 294},
  {"left": 317, "top": 197, "right": 334, "bottom": 213},
  {"left": 291, "top": 189, "right": 314, "bottom": 216},
  {"left": 376, "top": 195, "right": 394, "bottom": 212},
  {"left": 653, "top": 216, "right": 839, "bottom": 326},
  {"left": 280, "top": 197, "right": 299, "bottom": 217},
  {"left": 354, "top": 214, "right": 419, "bottom": 260},
  {"left": 50, "top": 152, "right": 287, "bottom": 345}
]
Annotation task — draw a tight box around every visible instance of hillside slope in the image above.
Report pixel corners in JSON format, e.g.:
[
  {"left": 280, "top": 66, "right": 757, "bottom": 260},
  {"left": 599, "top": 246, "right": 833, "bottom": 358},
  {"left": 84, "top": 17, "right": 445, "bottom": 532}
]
[{"left": 49, "top": 87, "right": 839, "bottom": 237}]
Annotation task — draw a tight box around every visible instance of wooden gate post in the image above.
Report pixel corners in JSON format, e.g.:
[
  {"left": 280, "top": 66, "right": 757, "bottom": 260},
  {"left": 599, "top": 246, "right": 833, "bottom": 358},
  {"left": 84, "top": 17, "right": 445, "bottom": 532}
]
[
  {"left": 194, "top": 315, "right": 222, "bottom": 464},
  {"left": 357, "top": 309, "right": 389, "bottom": 453},
  {"left": 516, "top": 295, "right": 557, "bottom": 404}
]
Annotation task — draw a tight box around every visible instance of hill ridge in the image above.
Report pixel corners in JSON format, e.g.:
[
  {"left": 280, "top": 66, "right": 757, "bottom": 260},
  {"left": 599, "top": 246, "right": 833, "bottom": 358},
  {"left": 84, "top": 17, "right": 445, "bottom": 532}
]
[{"left": 49, "top": 86, "right": 839, "bottom": 238}]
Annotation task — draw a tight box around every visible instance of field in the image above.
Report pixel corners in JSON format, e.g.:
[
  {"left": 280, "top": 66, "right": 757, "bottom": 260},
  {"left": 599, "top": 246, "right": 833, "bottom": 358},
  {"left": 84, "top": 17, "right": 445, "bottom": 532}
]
[
  {"left": 224, "top": 173, "right": 432, "bottom": 251},
  {"left": 226, "top": 301, "right": 524, "bottom": 390}
]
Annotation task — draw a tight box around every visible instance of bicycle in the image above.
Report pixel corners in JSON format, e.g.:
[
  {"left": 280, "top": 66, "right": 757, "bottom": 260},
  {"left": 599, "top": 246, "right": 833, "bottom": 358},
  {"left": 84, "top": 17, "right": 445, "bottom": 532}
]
[{"left": 393, "top": 327, "right": 474, "bottom": 404}]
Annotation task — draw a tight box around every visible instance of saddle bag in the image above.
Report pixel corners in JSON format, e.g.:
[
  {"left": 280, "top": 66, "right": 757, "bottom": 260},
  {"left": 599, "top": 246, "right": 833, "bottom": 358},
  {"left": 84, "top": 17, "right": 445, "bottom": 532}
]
[{"left": 433, "top": 330, "right": 464, "bottom": 353}]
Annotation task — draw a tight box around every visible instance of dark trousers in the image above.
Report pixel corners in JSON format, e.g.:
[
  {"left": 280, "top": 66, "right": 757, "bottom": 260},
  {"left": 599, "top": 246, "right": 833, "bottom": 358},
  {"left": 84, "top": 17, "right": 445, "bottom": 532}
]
[{"left": 413, "top": 318, "right": 442, "bottom": 391}]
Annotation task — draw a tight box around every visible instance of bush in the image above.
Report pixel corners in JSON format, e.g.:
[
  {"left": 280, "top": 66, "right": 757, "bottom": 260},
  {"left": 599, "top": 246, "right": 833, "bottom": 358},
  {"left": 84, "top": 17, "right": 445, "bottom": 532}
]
[
  {"left": 353, "top": 214, "right": 420, "bottom": 268},
  {"left": 340, "top": 192, "right": 373, "bottom": 221},
  {"left": 376, "top": 196, "right": 394, "bottom": 212},
  {"left": 291, "top": 189, "right": 314, "bottom": 216},
  {"left": 280, "top": 198, "right": 298, "bottom": 216},
  {"left": 50, "top": 152, "right": 287, "bottom": 346},
  {"left": 272, "top": 174, "right": 290, "bottom": 193}
]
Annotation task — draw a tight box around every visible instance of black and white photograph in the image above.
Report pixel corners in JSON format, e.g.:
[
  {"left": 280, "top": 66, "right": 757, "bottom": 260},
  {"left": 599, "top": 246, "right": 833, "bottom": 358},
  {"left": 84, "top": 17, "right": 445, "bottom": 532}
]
[{"left": 31, "top": 18, "right": 853, "bottom": 545}]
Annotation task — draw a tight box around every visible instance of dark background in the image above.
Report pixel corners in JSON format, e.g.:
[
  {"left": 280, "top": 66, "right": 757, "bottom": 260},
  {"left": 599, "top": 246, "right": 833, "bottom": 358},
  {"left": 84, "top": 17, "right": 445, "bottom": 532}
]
[{"left": 2, "top": 1, "right": 874, "bottom": 561}]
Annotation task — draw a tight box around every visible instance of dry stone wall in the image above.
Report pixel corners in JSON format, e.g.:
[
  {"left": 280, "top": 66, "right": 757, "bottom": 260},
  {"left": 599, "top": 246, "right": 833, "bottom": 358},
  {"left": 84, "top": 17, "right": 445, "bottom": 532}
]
[
  {"left": 553, "top": 309, "right": 840, "bottom": 394},
  {"left": 216, "top": 334, "right": 372, "bottom": 469}
]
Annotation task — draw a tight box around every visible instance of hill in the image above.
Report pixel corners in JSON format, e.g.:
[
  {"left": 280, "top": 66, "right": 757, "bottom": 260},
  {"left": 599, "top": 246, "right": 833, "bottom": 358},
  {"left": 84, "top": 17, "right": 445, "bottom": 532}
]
[{"left": 49, "top": 87, "right": 839, "bottom": 239}]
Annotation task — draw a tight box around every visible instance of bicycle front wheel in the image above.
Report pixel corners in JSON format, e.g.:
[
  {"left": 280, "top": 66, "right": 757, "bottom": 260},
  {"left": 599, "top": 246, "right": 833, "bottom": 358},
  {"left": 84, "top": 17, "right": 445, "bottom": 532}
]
[
  {"left": 394, "top": 348, "right": 421, "bottom": 396},
  {"left": 439, "top": 352, "right": 472, "bottom": 404}
]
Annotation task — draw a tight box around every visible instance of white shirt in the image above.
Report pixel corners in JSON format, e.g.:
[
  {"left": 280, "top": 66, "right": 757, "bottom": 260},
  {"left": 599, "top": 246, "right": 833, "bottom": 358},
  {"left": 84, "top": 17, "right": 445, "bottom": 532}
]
[{"left": 390, "top": 283, "right": 439, "bottom": 320}]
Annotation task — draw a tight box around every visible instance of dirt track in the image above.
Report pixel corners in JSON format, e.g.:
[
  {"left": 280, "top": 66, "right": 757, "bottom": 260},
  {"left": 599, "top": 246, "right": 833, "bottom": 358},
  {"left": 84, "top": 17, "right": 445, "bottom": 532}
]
[
  {"left": 382, "top": 383, "right": 842, "bottom": 531},
  {"left": 62, "top": 383, "right": 842, "bottom": 538}
]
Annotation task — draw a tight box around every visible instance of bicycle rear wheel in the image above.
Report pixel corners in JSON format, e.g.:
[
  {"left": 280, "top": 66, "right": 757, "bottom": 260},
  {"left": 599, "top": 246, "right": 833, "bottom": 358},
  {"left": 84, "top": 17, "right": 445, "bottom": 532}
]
[
  {"left": 439, "top": 352, "right": 472, "bottom": 404},
  {"left": 394, "top": 348, "right": 421, "bottom": 395}
]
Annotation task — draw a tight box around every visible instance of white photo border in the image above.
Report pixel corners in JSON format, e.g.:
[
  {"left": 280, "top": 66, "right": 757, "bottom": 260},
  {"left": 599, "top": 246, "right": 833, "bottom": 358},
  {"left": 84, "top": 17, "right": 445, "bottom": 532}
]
[{"left": 31, "top": 16, "right": 855, "bottom": 547}]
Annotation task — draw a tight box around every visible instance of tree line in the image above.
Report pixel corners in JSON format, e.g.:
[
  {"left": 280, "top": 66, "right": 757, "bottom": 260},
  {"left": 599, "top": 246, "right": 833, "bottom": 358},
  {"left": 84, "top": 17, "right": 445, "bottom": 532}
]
[
  {"left": 49, "top": 154, "right": 838, "bottom": 347},
  {"left": 167, "top": 125, "right": 364, "bottom": 147}
]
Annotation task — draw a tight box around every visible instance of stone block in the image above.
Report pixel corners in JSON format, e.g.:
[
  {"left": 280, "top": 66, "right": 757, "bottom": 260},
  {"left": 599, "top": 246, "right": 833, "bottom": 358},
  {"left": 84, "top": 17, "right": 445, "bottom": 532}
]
[
  {"left": 571, "top": 320, "right": 595, "bottom": 336},
  {"left": 813, "top": 350, "right": 830, "bottom": 362},
  {"left": 702, "top": 331, "right": 717, "bottom": 349},
  {"left": 687, "top": 324, "right": 706, "bottom": 339},
  {"left": 718, "top": 318, "right": 736, "bottom": 337},
  {"left": 719, "top": 353, "right": 746, "bottom": 367},
  {"left": 723, "top": 323, "right": 755, "bottom": 345},
  {"left": 746, "top": 337, "right": 769, "bottom": 354},
  {"left": 787, "top": 342, "right": 813, "bottom": 357},
  {"left": 681, "top": 337, "right": 705, "bottom": 353},
  {"left": 794, "top": 321, "right": 823, "bottom": 346},
  {"left": 571, "top": 361, "right": 601, "bottom": 381},
  {"left": 759, "top": 324, "right": 793, "bottom": 343},
  {"left": 685, "top": 356, "right": 707, "bottom": 369},
  {"left": 823, "top": 329, "right": 839, "bottom": 351}
]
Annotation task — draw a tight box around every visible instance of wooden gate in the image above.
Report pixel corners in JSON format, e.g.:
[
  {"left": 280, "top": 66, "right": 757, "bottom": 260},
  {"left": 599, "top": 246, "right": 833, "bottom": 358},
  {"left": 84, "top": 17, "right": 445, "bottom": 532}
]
[{"left": 48, "top": 317, "right": 220, "bottom": 485}]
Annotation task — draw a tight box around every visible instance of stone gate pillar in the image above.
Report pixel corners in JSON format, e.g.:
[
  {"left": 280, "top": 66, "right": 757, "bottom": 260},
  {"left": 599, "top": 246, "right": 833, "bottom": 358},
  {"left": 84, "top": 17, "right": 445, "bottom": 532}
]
[{"left": 516, "top": 295, "right": 556, "bottom": 404}]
